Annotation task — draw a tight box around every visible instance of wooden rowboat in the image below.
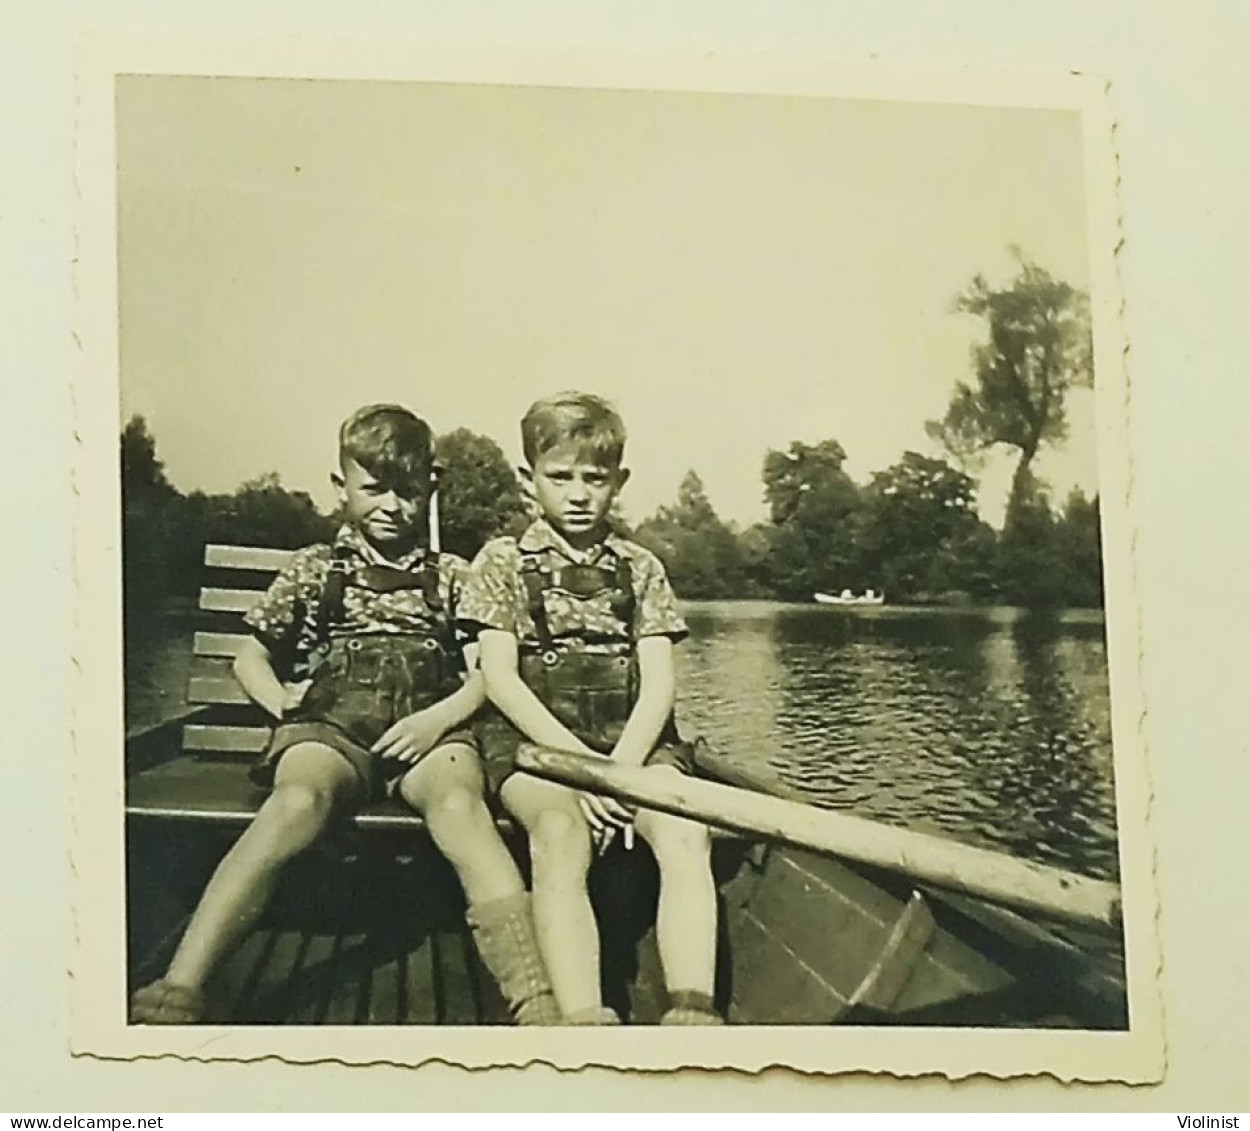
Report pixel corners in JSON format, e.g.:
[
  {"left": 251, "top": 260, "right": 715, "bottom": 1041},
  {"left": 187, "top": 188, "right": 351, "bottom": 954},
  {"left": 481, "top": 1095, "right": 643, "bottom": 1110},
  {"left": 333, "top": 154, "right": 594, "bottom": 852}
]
[
  {"left": 126, "top": 718, "right": 1126, "bottom": 1028},
  {"left": 814, "top": 590, "right": 885, "bottom": 606},
  {"left": 123, "top": 543, "right": 1127, "bottom": 1028}
]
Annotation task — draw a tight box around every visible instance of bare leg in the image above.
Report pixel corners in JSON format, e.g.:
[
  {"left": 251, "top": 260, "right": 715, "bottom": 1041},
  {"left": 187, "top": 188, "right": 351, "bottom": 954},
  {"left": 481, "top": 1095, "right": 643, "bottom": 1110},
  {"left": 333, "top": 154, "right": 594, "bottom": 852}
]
[
  {"left": 396, "top": 742, "right": 523, "bottom": 906},
  {"left": 162, "top": 743, "right": 360, "bottom": 992},
  {"left": 501, "top": 773, "right": 604, "bottom": 1021},
  {"left": 634, "top": 767, "right": 718, "bottom": 1007},
  {"left": 399, "top": 746, "right": 558, "bottom": 1024}
]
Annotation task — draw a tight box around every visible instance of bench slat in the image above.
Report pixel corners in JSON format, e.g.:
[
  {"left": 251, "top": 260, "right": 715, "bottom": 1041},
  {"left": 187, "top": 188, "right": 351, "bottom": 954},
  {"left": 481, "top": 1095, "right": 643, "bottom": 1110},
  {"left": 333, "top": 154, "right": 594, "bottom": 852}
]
[
  {"left": 194, "top": 631, "right": 252, "bottom": 658},
  {"left": 201, "top": 588, "right": 263, "bottom": 615},
  {"left": 188, "top": 676, "right": 251, "bottom": 706},
  {"left": 127, "top": 755, "right": 515, "bottom": 834},
  {"left": 126, "top": 756, "right": 428, "bottom": 829},
  {"left": 184, "top": 724, "right": 271, "bottom": 754},
  {"left": 205, "top": 544, "right": 296, "bottom": 572}
]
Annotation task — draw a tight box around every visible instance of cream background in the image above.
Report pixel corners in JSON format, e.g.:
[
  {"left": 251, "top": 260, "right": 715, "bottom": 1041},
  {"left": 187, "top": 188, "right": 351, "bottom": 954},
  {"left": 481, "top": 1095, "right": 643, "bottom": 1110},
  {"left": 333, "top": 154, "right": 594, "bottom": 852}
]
[
  {"left": 69, "top": 47, "right": 1160, "bottom": 1080},
  {"left": 5, "top": 0, "right": 1249, "bottom": 1112}
]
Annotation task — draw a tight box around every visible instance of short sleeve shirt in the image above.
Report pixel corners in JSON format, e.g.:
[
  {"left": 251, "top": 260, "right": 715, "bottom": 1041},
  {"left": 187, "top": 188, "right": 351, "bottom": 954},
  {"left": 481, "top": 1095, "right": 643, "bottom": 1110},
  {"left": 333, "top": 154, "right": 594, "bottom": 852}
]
[
  {"left": 242, "top": 524, "right": 469, "bottom": 676},
  {"left": 458, "top": 518, "right": 687, "bottom": 653}
]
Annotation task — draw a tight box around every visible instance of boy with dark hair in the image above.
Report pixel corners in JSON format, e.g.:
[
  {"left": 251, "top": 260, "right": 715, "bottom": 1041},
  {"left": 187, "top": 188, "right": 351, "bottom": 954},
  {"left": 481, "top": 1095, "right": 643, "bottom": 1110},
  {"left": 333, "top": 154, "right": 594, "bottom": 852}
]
[
  {"left": 130, "top": 404, "right": 558, "bottom": 1026},
  {"left": 460, "top": 392, "right": 721, "bottom": 1026}
]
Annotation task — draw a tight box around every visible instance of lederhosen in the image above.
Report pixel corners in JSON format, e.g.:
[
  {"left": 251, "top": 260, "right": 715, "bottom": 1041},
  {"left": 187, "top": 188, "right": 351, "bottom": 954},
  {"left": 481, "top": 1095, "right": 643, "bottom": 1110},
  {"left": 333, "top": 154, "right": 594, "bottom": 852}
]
[
  {"left": 253, "top": 545, "right": 473, "bottom": 800},
  {"left": 482, "top": 545, "right": 693, "bottom": 793}
]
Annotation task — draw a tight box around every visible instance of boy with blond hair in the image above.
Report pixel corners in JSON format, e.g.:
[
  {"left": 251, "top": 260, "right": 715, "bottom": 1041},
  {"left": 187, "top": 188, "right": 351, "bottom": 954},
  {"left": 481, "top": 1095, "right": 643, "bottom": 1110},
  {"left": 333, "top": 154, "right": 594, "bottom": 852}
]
[
  {"left": 130, "top": 404, "right": 558, "bottom": 1026},
  {"left": 460, "top": 392, "right": 720, "bottom": 1025}
]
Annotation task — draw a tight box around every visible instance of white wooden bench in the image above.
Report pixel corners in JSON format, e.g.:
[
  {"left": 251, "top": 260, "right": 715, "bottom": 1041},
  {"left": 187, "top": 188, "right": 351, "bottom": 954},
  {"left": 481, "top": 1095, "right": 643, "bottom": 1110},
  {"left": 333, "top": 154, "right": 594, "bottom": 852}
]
[{"left": 125, "top": 543, "right": 431, "bottom": 830}]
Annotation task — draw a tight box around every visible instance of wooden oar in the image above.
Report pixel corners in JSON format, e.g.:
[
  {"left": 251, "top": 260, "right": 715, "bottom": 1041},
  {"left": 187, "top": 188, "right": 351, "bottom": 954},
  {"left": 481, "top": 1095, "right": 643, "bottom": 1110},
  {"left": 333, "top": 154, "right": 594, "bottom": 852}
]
[{"left": 515, "top": 745, "right": 1121, "bottom": 931}]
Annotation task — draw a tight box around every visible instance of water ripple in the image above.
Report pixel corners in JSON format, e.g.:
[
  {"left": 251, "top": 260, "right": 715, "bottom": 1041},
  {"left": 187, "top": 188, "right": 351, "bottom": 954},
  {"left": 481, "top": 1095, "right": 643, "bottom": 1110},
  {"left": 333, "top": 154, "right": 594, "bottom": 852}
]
[{"left": 678, "top": 602, "right": 1120, "bottom": 880}]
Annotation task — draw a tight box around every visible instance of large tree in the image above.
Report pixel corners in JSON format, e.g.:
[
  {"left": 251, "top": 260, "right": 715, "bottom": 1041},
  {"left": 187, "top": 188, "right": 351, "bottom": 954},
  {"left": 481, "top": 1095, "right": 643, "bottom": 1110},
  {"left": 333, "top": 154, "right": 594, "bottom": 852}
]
[
  {"left": 120, "top": 416, "right": 186, "bottom": 617},
  {"left": 928, "top": 253, "right": 1093, "bottom": 497},
  {"left": 857, "top": 452, "right": 981, "bottom": 601},
  {"left": 434, "top": 428, "right": 527, "bottom": 559},
  {"left": 761, "top": 439, "right": 863, "bottom": 600},
  {"left": 634, "top": 470, "right": 745, "bottom": 598},
  {"left": 1053, "top": 488, "right": 1105, "bottom": 607},
  {"left": 996, "top": 468, "right": 1065, "bottom": 608},
  {"left": 121, "top": 415, "right": 178, "bottom": 504},
  {"left": 202, "top": 471, "right": 335, "bottom": 549}
]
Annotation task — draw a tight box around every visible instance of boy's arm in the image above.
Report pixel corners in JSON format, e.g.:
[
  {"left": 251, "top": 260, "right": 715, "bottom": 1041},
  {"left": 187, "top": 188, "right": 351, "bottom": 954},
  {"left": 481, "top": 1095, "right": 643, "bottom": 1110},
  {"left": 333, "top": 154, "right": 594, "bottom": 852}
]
[
  {"left": 477, "top": 629, "right": 599, "bottom": 756},
  {"left": 479, "top": 629, "right": 633, "bottom": 840},
  {"left": 372, "top": 574, "right": 486, "bottom": 763},
  {"left": 609, "top": 634, "right": 677, "bottom": 767},
  {"left": 236, "top": 543, "right": 326, "bottom": 715},
  {"left": 370, "top": 664, "right": 487, "bottom": 763},
  {"left": 232, "top": 636, "right": 297, "bottom": 721}
]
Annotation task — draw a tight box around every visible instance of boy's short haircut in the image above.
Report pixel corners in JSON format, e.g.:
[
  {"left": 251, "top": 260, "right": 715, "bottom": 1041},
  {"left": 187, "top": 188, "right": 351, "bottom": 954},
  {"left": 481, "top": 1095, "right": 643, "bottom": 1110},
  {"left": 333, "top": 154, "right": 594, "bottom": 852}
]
[
  {"left": 520, "top": 392, "right": 627, "bottom": 468},
  {"left": 339, "top": 404, "right": 436, "bottom": 497}
]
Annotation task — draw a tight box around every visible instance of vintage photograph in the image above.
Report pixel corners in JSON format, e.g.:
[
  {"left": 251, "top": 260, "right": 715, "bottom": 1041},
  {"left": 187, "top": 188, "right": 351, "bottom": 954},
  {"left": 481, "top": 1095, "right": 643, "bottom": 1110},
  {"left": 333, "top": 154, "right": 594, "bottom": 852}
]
[{"left": 72, "top": 50, "right": 1160, "bottom": 1077}]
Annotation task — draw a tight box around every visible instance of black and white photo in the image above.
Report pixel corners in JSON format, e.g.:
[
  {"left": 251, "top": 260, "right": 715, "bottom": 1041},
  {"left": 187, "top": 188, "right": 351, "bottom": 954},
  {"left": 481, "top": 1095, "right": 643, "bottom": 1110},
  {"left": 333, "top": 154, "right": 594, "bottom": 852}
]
[{"left": 72, "top": 45, "right": 1161, "bottom": 1078}]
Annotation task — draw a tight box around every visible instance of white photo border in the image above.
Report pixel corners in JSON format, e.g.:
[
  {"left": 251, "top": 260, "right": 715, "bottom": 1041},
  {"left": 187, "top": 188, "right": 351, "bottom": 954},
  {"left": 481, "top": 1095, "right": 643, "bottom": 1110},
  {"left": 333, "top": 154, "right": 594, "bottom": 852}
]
[{"left": 72, "top": 36, "right": 1163, "bottom": 1080}]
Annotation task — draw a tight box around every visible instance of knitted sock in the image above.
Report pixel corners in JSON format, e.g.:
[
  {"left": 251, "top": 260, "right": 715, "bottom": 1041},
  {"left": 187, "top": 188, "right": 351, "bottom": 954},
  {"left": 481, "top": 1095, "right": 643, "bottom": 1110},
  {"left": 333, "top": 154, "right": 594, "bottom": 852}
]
[
  {"left": 564, "top": 1006, "right": 622, "bottom": 1026},
  {"left": 661, "top": 989, "right": 723, "bottom": 1026},
  {"left": 129, "top": 979, "right": 206, "bottom": 1025},
  {"left": 466, "top": 892, "right": 561, "bottom": 1026}
]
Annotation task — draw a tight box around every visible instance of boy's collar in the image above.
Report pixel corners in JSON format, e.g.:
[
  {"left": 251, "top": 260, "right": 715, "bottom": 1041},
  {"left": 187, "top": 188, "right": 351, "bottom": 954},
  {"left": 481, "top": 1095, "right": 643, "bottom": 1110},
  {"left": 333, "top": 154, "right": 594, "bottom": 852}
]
[
  {"left": 334, "top": 523, "right": 428, "bottom": 569},
  {"left": 519, "top": 516, "right": 626, "bottom": 564}
]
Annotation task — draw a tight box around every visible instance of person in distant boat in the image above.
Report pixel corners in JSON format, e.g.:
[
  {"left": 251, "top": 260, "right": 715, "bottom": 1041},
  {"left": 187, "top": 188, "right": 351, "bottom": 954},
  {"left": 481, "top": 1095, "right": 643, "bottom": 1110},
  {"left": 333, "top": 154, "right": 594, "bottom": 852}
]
[
  {"left": 129, "top": 404, "right": 559, "bottom": 1026},
  {"left": 459, "top": 391, "right": 720, "bottom": 1026}
]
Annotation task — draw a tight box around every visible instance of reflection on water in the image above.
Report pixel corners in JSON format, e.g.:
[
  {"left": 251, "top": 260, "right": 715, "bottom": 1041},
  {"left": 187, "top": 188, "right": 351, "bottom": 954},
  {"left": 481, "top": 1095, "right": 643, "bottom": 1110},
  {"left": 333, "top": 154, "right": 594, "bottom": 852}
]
[
  {"left": 127, "top": 600, "right": 1121, "bottom": 880},
  {"left": 677, "top": 603, "right": 1120, "bottom": 880},
  {"left": 123, "top": 607, "right": 197, "bottom": 733}
]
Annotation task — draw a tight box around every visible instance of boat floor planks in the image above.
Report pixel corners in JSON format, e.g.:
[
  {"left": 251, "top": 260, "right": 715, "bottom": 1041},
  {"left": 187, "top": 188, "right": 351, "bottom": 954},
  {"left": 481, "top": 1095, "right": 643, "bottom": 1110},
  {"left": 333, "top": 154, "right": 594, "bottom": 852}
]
[
  {"left": 369, "top": 947, "right": 412, "bottom": 1026},
  {"left": 287, "top": 933, "right": 338, "bottom": 1025},
  {"left": 125, "top": 718, "right": 1126, "bottom": 1028},
  {"left": 729, "top": 907, "right": 851, "bottom": 1023},
  {"left": 197, "top": 920, "right": 510, "bottom": 1026},
  {"left": 321, "top": 933, "right": 368, "bottom": 1025},
  {"left": 127, "top": 820, "right": 1123, "bottom": 1028}
]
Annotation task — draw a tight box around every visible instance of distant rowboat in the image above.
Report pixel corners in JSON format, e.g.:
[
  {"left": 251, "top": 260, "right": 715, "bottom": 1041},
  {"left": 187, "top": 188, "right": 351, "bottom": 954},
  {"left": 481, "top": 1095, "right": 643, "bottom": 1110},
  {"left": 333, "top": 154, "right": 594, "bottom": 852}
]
[{"left": 814, "top": 589, "right": 885, "bottom": 606}]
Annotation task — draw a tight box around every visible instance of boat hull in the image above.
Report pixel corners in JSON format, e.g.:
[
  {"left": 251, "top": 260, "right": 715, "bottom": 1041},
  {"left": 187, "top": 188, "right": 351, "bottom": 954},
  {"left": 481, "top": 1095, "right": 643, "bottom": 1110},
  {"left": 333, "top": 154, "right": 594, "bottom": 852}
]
[{"left": 124, "top": 726, "right": 1125, "bottom": 1027}]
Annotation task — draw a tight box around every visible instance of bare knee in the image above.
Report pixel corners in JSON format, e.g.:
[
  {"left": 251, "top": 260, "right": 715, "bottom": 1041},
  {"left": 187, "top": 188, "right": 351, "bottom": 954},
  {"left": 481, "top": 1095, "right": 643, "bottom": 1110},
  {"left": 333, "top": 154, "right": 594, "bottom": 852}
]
[
  {"left": 528, "top": 808, "right": 591, "bottom": 873},
  {"left": 424, "top": 787, "right": 486, "bottom": 838},
  {"left": 263, "top": 783, "right": 336, "bottom": 841},
  {"left": 644, "top": 815, "right": 711, "bottom": 867}
]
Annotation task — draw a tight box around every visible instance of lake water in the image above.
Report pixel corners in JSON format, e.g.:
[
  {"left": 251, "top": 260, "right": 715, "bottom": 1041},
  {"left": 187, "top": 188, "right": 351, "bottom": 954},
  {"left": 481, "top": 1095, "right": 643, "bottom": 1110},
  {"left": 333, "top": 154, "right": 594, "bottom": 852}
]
[
  {"left": 126, "top": 601, "right": 1121, "bottom": 881},
  {"left": 675, "top": 602, "right": 1120, "bottom": 881}
]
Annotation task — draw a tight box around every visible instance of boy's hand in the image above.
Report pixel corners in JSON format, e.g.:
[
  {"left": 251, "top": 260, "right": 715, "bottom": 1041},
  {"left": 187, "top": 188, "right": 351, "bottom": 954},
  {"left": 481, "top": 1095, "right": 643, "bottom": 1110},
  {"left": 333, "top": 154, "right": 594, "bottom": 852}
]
[
  {"left": 371, "top": 707, "right": 448, "bottom": 764},
  {"left": 578, "top": 792, "right": 636, "bottom": 854},
  {"left": 280, "top": 680, "right": 313, "bottom": 718}
]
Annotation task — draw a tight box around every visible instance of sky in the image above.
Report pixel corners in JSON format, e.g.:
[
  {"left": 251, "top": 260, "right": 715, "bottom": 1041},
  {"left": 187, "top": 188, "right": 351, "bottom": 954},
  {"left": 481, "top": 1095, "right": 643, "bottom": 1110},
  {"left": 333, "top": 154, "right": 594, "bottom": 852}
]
[{"left": 116, "top": 76, "right": 1095, "bottom": 528}]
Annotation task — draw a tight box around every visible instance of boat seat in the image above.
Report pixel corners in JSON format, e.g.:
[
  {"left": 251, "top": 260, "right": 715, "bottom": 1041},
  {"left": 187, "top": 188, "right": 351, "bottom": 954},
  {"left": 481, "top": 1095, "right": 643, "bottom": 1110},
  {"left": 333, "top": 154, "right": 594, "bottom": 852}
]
[
  {"left": 125, "top": 543, "right": 486, "bottom": 834},
  {"left": 125, "top": 750, "right": 429, "bottom": 830}
]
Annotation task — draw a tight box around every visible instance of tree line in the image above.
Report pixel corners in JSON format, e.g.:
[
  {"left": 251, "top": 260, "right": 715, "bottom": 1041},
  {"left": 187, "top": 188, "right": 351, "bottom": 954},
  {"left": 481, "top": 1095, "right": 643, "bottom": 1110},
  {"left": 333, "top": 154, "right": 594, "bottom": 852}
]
[
  {"left": 636, "top": 253, "right": 1102, "bottom": 607},
  {"left": 122, "top": 419, "right": 1102, "bottom": 617},
  {"left": 630, "top": 456, "right": 1101, "bottom": 607},
  {"left": 121, "top": 253, "right": 1104, "bottom": 622},
  {"left": 119, "top": 419, "right": 532, "bottom": 634}
]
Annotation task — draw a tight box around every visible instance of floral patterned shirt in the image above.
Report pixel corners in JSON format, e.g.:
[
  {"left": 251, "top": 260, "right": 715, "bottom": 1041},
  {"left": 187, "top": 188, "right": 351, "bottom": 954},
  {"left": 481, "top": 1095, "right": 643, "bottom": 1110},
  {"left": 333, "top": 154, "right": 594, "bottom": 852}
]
[
  {"left": 459, "top": 518, "right": 687, "bottom": 654},
  {"left": 242, "top": 524, "right": 469, "bottom": 676}
]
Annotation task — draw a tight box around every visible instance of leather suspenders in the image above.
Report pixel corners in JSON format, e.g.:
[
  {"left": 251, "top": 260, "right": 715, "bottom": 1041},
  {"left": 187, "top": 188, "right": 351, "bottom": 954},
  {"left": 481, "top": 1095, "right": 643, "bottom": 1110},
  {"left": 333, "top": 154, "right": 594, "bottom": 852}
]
[
  {"left": 518, "top": 552, "right": 636, "bottom": 652},
  {"left": 312, "top": 545, "right": 448, "bottom": 653}
]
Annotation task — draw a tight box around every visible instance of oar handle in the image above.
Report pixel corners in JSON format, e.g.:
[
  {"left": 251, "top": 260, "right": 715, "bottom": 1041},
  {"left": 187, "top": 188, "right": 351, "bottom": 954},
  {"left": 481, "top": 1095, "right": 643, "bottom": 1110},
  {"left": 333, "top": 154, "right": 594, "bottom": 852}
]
[{"left": 515, "top": 744, "right": 1121, "bottom": 932}]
